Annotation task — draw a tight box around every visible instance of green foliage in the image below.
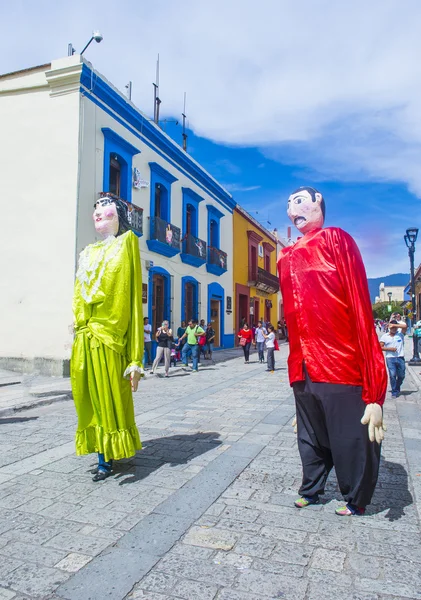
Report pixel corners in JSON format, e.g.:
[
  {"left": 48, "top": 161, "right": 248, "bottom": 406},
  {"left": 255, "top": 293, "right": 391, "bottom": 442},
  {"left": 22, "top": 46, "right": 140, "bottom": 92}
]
[{"left": 372, "top": 301, "right": 400, "bottom": 320}]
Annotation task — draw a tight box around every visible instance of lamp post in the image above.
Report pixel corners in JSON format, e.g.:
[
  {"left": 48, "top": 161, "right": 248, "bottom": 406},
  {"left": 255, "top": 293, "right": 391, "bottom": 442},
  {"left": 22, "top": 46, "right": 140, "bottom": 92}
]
[
  {"left": 404, "top": 228, "right": 421, "bottom": 365},
  {"left": 387, "top": 291, "right": 392, "bottom": 312}
]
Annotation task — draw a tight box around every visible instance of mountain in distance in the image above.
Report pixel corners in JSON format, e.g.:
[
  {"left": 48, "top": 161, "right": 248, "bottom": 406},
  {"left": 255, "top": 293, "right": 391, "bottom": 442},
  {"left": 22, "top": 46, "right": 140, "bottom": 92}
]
[{"left": 367, "top": 273, "right": 409, "bottom": 303}]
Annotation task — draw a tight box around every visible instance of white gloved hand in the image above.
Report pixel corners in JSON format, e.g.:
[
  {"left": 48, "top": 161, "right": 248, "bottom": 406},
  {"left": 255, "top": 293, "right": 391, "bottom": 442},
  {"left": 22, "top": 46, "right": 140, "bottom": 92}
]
[
  {"left": 361, "top": 403, "right": 385, "bottom": 444},
  {"left": 292, "top": 416, "right": 297, "bottom": 433}
]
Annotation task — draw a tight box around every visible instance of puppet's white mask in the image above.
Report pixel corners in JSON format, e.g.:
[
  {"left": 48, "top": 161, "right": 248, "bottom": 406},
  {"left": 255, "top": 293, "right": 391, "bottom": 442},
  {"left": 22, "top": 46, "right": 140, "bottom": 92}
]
[
  {"left": 287, "top": 188, "right": 324, "bottom": 234},
  {"left": 93, "top": 198, "right": 119, "bottom": 238}
]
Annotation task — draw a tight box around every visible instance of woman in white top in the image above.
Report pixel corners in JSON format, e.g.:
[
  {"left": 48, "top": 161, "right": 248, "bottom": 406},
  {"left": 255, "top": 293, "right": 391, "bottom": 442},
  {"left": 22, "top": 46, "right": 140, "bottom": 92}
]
[{"left": 263, "top": 325, "right": 276, "bottom": 373}]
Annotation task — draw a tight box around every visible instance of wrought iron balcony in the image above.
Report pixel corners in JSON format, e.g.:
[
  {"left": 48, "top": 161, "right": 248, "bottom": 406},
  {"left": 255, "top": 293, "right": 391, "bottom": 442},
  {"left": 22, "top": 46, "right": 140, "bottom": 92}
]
[
  {"left": 147, "top": 215, "right": 181, "bottom": 258},
  {"left": 180, "top": 233, "right": 207, "bottom": 267},
  {"left": 99, "top": 192, "right": 143, "bottom": 236},
  {"left": 206, "top": 246, "right": 228, "bottom": 276},
  {"left": 248, "top": 266, "right": 279, "bottom": 294}
]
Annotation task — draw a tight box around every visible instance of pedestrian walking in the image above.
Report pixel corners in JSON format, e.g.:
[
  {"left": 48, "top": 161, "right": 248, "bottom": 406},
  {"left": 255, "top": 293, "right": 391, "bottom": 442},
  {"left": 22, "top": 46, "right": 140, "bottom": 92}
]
[
  {"left": 238, "top": 323, "right": 253, "bottom": 363},
  {"left": 178, "top": 319, "right": 205, "bottom": 372},
  {"left": 150, "top": 321, "right": 173, "bottom": 377},
  {"left": 263, "top": 324, "right": 276, "bottom": 372},
  {"left": 205, "top": 322, "right": 215, "bottom": 359},
  {"left": 380, "top": 319, "right": 407, "bottom": 398},
  {"left": 254, "top": 320, "right": 267, "bottom": 363},
  {"left": 144, "top": 317, "right": 152, "bottom": 367},
  {"left": 177, "top": 320, "right": 188, "bottom": 363}
]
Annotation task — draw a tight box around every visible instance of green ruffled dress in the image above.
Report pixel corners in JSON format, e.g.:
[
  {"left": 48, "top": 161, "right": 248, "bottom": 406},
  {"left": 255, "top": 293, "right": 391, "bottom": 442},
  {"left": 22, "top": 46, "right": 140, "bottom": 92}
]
[{"left": 71, "top": 230, "right": 143, "bottom": 462}]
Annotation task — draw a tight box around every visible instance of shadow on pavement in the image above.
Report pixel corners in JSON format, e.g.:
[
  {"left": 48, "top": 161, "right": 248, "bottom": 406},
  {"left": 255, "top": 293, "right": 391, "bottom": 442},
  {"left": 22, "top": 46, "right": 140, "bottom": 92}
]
[
  {"left": 368, "top": 458, "right": 413, "bottom": 521},
  {"left": 113, "top": 432, "right": 222, "bottom": 486},
  {"left": 320, "top": 458, "right": 413, "bottom": 522},
  {"left": 398, "top": 390, "right": 416, "bottom": 396},
  {"left": 0, "top": 417, "right": 39, "bottom": 424}
]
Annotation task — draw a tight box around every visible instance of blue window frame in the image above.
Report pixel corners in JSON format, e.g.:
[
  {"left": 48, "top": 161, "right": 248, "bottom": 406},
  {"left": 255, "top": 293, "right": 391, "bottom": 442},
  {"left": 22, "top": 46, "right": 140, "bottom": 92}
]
[
  {"left": 102, "top": 128, "right": 140, "bottom": 202},
  {"left": 207, "top": 204, "right": 225, "bottom": 250},
  {"left": 181, "top": 276, "right": 199, "bottom": 323},
  {"left": 182, "top": 188, "right": 203, "bottom": 237},
  {"left": 149, "top": 162, "right": 178, "bottom": 223},
  {"left": 180, "top": 188, "right": 206, "bottom": 267}
]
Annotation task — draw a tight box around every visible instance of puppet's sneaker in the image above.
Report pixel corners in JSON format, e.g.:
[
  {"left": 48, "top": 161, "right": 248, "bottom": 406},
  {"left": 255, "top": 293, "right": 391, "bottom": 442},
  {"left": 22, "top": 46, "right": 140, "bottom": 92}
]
[
  {"left": 294, "top": 495, "right": 319, "bottom": 508},
  {"left": 335, "top": 503, "right": 365, "bottom": 516}
]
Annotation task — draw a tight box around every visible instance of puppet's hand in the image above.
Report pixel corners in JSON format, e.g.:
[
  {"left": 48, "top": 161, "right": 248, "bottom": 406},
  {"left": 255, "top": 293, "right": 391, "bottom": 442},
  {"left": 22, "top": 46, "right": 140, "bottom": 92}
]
[
  {"left": 292, "top": 415, "right": 297, "bottom": 433},
  {"left": 361, "top": 403, "right": 384, "bottom": 444},
  {"left": 131, "top": 371, "right": 141, "bottom": 392}
]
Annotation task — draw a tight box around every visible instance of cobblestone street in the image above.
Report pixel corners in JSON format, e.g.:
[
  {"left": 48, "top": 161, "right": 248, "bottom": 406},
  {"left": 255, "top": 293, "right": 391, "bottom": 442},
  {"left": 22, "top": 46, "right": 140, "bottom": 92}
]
[{"left": 0, "top": 343, "right": 420, "bottom": 600}]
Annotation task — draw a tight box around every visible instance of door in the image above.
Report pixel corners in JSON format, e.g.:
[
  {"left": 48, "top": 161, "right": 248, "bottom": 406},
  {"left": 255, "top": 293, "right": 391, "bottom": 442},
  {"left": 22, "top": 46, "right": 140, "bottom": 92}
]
[
  {"left": 152, "top": 274, "right": 165, "bottom": 332},
  {"left": 239, "top": 294, "right": 248, "bottom": 330},
  {"left": 211, "top": 300, "right": 220, "bottom": 346},
  {"left": 254, "top": 299, "right": 259, "bottom": 325}
]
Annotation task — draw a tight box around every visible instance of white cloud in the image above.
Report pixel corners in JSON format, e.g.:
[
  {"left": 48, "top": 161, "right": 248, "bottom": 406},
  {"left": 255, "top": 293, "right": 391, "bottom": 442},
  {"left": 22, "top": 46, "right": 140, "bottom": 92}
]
[
  {"left": 2, "top": 1, "right": 421, "bottom": 195},
  {"left": 223, "top": 184, "right": 261, "bottom": 192}
]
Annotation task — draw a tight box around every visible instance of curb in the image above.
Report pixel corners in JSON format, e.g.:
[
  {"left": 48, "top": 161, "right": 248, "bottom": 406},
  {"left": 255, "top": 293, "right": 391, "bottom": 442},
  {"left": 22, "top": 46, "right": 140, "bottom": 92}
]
[{"left": 0, "top": 393, "right": 73, "bottom": 418}]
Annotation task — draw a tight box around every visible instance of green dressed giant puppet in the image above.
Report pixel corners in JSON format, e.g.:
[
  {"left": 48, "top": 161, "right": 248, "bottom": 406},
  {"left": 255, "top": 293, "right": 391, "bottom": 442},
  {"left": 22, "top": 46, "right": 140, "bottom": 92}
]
[{"left": 71, "top": 196, "right": 143, "bottom": 481}]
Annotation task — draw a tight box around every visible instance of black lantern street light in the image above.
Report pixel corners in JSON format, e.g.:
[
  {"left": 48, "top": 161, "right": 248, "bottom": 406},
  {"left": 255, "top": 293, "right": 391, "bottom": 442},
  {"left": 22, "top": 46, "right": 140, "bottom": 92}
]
[
  {"left": 404, "top": 228, "right": 421, "bottom": 365},
  {"left": 387, "top": 291, "right": 392, "bottom": 308}
]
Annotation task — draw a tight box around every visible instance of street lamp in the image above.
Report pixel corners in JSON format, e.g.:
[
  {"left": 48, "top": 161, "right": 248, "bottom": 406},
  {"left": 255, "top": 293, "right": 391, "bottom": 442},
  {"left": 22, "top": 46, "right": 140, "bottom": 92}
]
[
  {"left": 68, "top": 31, "right": 103, "bottom": 56},
  {"left": 387, "top": 291, "right": 392, "bottom": 304},
  {"left": 404, "top": 227, "right": 421, "bottom": 365}
]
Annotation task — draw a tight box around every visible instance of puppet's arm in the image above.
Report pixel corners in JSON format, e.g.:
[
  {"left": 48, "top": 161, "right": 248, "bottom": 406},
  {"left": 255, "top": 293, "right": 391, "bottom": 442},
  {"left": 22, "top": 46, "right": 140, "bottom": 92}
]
[
  {"left": 334, "top": 228, "right": 387, "bottom": 406},
  {"left": 123, "top": 232, "right": 144, "bottom": 391}
]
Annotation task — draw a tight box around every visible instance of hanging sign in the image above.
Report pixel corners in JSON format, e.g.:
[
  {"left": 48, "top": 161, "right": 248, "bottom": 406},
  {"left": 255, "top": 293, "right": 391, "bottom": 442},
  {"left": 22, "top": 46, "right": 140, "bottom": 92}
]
[{"left": 133, "top": 167, "right": 149, "bottom": 189}]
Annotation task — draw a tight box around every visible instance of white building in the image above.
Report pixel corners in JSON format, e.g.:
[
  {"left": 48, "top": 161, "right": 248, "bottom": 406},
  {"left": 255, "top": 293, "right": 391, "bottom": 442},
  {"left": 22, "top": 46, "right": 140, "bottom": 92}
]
[
  {"left": 0, "top": 55, "right": 235, "bottom": 376},
  {"left": 378, "top": 284, "right": 405, "bottom": 303}
]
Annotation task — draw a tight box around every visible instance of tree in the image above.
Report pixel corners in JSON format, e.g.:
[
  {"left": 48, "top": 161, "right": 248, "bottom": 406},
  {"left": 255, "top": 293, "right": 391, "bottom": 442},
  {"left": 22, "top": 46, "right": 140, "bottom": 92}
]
[{"left": 372, "top": 301, "right": 400, "bottom": 321}]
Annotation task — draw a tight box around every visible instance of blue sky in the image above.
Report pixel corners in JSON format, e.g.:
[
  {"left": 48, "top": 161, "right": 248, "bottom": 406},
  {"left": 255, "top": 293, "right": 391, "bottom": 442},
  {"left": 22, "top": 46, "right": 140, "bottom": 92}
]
[{"left": 2, "top": 0, "right": 421, "bottom": 277}]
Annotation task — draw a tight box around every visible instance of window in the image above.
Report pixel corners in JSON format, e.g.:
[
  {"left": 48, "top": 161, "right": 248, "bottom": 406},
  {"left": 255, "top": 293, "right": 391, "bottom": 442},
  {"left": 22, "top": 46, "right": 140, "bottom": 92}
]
[
  {"left": 210, "top": 219, "right": 218, "bottom": 248},
  {"left": 206, "top": 204, "right": 225, "bottom": 249},
  {"left": 182, "top": 188, "right": 203, "bottom": 239},
  {"left": 149, "top": 162, "right": 178, "bottom": 223},
  {"left": 109, "top": 155, "right": 121, "bottom": 196},
  {"left": 262, "top": 241, "right": 275, "bottom": 273},
  {"left": 102, "top": 128, "right": 140, "bottom": 202},
  {"left": 247, "top": 230, "right": 263, "bottom": 281}
]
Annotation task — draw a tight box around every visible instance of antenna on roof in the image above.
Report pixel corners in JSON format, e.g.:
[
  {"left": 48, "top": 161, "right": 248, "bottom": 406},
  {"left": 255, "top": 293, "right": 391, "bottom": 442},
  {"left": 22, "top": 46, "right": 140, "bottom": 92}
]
[
  {"left": 182, "top": 92, "right": 188, "bottom": 152},
  {"left": 153, "top": 54, "right": 161, "bottom": 125},
  {"left": 125, "top": 81, "right": 132, "bottom": 101}
]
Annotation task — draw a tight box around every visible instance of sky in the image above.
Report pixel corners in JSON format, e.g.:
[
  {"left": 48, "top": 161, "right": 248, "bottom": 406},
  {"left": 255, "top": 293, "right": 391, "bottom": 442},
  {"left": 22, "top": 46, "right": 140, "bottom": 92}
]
[{"left": 2, "top": 0, "right": 421, "bottom": 277}]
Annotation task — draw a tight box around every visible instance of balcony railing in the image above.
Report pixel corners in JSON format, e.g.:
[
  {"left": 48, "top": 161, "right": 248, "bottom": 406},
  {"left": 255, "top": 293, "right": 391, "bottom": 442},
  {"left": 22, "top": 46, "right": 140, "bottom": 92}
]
[
  {"left": 180, "top": 233, "right": 207, "bottom": 267},
  {"left": 149, "top": 216, "right": 181, "bottom": 250},
  {"left": 99, "top": 192, "right": 143, "bottom": 236},
  {"left": 208, "top": 246, "right": 228, "bottom": 272},
  {"left": 248, "top": 266, "right": 279, "bottom": 293},
  {"left": 183, "top": 233, "right": 207, "bottom": 260}
]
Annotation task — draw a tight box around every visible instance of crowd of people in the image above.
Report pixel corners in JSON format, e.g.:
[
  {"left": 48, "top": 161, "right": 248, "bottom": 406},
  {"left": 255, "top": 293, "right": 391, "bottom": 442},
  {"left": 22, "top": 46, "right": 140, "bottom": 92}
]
[
  {"left": 143, "top": 317, "right": 216, "bottom": 376},
  {"left": 143, "top": 317, "right": 288, "bottom": 376}
]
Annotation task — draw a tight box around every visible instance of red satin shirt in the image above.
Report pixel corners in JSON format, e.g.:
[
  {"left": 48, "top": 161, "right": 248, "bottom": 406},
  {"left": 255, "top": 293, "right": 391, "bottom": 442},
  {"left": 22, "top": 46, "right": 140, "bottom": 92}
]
[{"left": 278, "top": 227, "right": 386, "bottom": 406}]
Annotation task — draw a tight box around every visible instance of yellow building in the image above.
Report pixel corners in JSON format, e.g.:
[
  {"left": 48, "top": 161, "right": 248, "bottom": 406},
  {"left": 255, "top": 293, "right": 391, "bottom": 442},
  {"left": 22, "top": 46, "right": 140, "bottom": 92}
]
[{"left": 233, "top": 205, "right": 279, "bottom": 335}]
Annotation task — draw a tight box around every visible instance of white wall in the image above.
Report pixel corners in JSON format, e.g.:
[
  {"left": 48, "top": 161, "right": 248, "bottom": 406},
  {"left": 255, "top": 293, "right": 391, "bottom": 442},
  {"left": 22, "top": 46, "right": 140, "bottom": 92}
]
[
  {"left": 77, "top": 91, "right": 234, "bottom": 340},
  {"left": 0, "top": 60, "right": 81, "bottom": 370}
]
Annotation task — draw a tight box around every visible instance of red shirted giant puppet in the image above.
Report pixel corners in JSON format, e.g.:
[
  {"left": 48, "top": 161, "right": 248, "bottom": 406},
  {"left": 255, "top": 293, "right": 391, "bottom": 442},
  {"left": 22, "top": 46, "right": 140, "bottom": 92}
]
[{"left": 278, "top": 186, "right": 387, "bottom": 516}]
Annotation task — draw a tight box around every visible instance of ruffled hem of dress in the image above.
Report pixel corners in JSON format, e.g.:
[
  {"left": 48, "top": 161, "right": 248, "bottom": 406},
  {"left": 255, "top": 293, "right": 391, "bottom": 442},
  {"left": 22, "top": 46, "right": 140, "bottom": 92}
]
[{"left": 75, "top": 424, "right": 142, "bottom": 462}]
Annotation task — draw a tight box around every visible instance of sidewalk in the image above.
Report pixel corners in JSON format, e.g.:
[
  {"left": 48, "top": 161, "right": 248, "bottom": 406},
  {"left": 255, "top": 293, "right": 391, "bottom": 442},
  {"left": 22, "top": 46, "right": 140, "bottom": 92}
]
[
  {"left": 0, "top": 340, "right": 419, "bottom": 599},
  {"left": 0, "top": 345, "right": 258, "bottom": 417}
]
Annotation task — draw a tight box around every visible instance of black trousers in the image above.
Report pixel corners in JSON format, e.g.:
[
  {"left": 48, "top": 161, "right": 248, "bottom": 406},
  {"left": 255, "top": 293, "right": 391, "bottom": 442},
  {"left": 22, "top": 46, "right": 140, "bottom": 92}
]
[
  {"left": 242, "top": 342, "right": 251, "bottom": 361},
  {"left": 293, "top": 370, "right": 381, "bottom": 507}
]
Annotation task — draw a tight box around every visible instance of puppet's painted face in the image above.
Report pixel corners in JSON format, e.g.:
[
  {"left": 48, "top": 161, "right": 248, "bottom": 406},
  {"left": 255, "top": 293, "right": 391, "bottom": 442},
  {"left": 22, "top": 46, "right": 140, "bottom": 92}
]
[
  {"left": 93, "top": 198, "right": 119, "bottom": 237},
  {"left": 287, "top": 189, "right": 324, "bottom": 234}
]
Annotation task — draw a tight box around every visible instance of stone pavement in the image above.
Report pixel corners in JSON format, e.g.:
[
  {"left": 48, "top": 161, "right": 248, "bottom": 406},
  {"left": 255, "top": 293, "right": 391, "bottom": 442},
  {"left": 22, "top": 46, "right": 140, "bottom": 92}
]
[
  {"left": 0, "top": 347, "right": 245, "bottom": 416},
  {"left": 0, "top": 341, "right": 419, "bottom": 599}
]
